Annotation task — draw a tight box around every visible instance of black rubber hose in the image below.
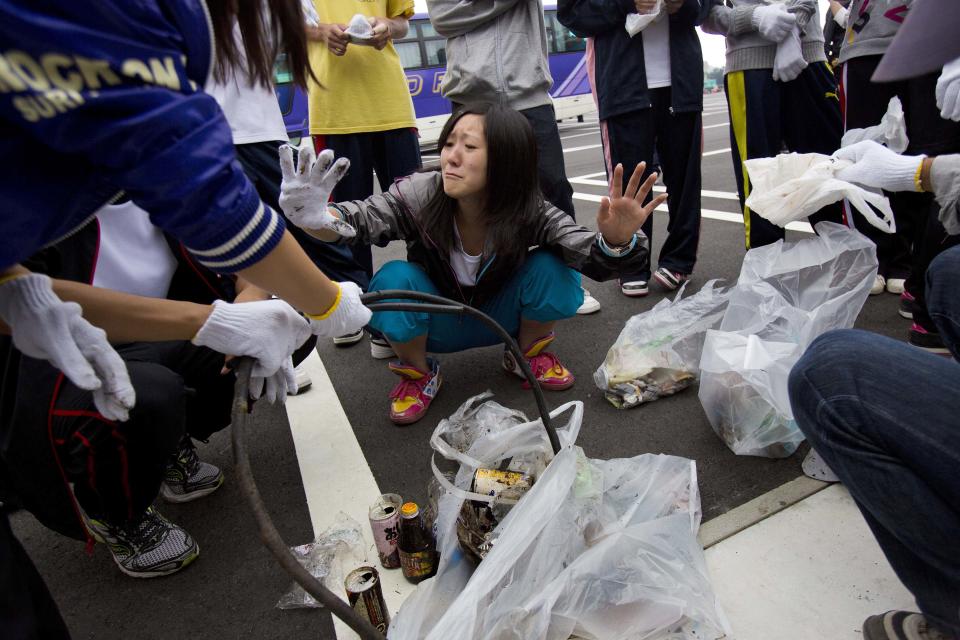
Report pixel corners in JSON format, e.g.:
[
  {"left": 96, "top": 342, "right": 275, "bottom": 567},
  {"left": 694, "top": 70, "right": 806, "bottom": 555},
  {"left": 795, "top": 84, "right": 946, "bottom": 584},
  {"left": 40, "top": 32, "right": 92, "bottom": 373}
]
[
  {"left": 360, "top": 289, "right": 560, "bottom": 455},
  {"left": 230, "top": 361, "right": 385, "bottom": 640}
]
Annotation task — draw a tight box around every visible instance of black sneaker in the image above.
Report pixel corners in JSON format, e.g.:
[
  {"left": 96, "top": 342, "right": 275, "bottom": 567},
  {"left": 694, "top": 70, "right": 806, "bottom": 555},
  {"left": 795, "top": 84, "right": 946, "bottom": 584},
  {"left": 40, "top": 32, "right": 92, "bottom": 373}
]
[
  {"left": 908, "top": 323, "right": 950, "bottom": 355},
  {"left": 84, "top": 507, "right": 199, "bottom": 578},
  {"left": 899, "top": 291, "right": 919, "bottom": 320},
  {"left": 161, "top": 439, "right": 224, "bottom": 503},
  {"left": 332, "top": 328, "right": 365, "bottom": 346},
  {"left": 863, "top": 611, "right": 956, "bottom": 639},
  {"left": 370, "top": 335, "right": 396, "bottom": 359}
]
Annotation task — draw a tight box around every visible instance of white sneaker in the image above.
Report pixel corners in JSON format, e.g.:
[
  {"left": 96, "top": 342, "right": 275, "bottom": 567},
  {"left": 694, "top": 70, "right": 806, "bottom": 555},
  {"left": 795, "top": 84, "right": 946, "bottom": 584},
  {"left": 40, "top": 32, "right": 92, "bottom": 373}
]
[
  {"left": 288, "top": 364, "right": 312, "bottom": 395},
  {"left": 370, "top": 336, "right": 396, "bottom": 359},
  {"left": 576, "top": 288, "right": 601, "bottom": 315},
  {"left": 870, "top": 274, "right": 886, "bottom": 296},
  {"left": 885, "top": 277, "right": 905, "bottom": 294},
  {"left": 620, "top": 279, "right": 649, "bottom": 297}
]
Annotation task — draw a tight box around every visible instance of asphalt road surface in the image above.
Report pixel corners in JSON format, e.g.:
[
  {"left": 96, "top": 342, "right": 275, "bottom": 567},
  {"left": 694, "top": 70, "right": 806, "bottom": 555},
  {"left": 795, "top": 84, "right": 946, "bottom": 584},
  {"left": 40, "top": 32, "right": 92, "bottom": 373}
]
[{"left": 12, "top": 93, "right": 909, "bottom": 639}]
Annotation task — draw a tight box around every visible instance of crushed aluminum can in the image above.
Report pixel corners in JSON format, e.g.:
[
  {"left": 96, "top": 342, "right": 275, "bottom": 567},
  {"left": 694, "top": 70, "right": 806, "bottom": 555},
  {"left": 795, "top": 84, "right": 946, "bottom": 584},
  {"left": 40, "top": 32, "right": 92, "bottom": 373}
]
[
  {"left": 471, "top": 468, "right": 533, "bottom": 504},
  {"left": 369, "top": 493, "right": 402, "bottom": 569},
  {"left": 345, "top": 566, "right": 390, "bottom": 633}
]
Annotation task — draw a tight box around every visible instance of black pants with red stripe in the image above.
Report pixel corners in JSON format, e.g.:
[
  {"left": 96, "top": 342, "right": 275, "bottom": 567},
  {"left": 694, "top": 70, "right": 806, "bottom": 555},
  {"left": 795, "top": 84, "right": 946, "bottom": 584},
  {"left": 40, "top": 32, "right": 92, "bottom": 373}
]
[{"left": 46, "top": 341, "right": 233, "bottom": 527}]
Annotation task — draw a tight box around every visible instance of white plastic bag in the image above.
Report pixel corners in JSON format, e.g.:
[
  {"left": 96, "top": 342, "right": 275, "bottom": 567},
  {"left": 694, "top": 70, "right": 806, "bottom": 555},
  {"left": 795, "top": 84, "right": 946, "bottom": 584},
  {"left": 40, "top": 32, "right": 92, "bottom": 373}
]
[
  {"left": 840, "top": 96, "right": 909, "bottom": 153},
  {"left": 626, "top": 1, "right": 664, "bottom": 36},
  {"left": 744, "top": 152, "right": 896, "bottom": 233},
  {"left": 698, "top": 223, "right": 877, "bottom": 458},
  {"left": 276, "top": 513, "right": 366, "bottom": 609},
  {"left": 389, "top": 395, "right": 730, "bottom": 640},
  {"left": 594, "top": 280, "right": 731, "bottom": 409}
]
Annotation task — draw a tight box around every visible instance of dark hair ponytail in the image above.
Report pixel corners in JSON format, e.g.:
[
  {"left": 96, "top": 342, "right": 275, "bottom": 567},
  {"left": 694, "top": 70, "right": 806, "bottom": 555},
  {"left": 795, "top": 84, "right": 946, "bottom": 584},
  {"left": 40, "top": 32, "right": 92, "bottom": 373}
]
[
  {"left": 208, "top": 0, "right": 316, "bottom": 89},
  {"left": 418, "top": 103, "right": 543, "bottom": 271}
]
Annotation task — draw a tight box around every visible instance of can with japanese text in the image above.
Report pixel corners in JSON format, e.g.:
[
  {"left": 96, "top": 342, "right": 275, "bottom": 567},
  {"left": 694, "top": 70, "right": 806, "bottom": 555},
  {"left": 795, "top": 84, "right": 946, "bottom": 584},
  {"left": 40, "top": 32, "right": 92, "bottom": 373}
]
[
  {"left": 369, "top": 493, "right": 402, "bottom": 569},
  {"left": 345, "top": 566, "right": 390, "bottom": 633}
]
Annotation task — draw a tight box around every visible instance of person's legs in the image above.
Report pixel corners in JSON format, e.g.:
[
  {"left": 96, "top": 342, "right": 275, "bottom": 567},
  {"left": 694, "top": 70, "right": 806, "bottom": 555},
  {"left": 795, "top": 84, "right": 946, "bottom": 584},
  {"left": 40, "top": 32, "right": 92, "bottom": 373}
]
[
  {"left": 372, "top": 127, "right": 422, "bottom": 192},
  {"left": 907, "top": 202, "right": 960, "bottom": 353},
  {"left": 781, "top": 61, "right": 845, "bottom": 230},
  {"left": 789, "top": 330, "right": 960, "bottom": 636},
  {"left": 652, "top": 87, "right": 702, "bottom": 281},
  {"left": 601, "top": 107, "right": 656, "bottom": 286},
  {"left": 520, "top": 104, "right": 576, "bottom": 220},
  {"left": 725, "top": 69, "right": 785, "bottom": 249},
  {"left": 926, "top": 245, "right": 960, "bottom": 359}
]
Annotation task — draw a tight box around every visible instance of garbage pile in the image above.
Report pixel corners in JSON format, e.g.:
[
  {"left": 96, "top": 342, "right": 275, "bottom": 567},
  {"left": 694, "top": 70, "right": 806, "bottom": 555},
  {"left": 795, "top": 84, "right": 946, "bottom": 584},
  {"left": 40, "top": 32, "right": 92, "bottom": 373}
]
[
  {"left": 387, "top": 392, "right": 731, "bottom": 640},
  {"left": 594, "top": 280, "right": 731, "bottom": 409},
  {"left": 698, "top": 222, "right": 877, "bottom": 457}
]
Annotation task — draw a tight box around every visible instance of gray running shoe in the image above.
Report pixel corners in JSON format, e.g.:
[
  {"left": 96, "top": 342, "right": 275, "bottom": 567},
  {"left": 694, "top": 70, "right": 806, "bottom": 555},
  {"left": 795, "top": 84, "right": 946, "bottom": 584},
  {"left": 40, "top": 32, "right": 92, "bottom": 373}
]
[
  {"left": 85, "top": 507, "right": 199, "bottom": 578},
  {"left": 161, "top": 439, "right": 224, "bottom": 503},
  {"left": 863, "top": 611, "right": 956, "bottom": 640}
]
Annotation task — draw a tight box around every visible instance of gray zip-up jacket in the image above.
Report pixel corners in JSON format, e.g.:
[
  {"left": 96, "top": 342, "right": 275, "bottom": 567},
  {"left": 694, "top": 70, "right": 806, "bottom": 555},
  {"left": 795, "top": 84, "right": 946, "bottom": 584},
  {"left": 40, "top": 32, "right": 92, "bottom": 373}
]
[
  {"left": 702, "top": 0, "right": 827, "bottom": 73},
  {"left": 331, "top": 171, "right": 650, "bottom": 306},
  {"left": 425, "top": 0, "right": 554, "bottom": 111},
  {"left": 838, "top": 0, "right": 911, "bottom": 64}
]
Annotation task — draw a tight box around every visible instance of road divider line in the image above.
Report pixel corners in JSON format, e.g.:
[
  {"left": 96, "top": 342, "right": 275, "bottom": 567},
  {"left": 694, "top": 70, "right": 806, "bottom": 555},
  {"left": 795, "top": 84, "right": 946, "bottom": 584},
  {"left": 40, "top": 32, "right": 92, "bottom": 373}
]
[{"left": 285, "top": 351, "right": 417, "bottom": 639}]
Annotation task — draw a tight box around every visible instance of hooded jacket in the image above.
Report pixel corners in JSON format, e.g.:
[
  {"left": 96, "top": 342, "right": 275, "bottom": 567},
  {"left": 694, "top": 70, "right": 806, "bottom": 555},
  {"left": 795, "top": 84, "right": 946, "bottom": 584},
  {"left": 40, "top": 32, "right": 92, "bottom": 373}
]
[
  {"left": 0, "top": 1, "right": 285, "bottom": 273},
  {"left": 332, "top": 171, "right": 650, "bottom": 308}
]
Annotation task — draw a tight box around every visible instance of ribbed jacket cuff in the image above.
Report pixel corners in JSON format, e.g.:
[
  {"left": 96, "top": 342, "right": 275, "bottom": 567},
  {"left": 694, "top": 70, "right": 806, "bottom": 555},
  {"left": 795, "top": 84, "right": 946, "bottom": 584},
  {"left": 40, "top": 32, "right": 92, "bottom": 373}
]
[{"left": 732, "top": 6, "right": 758, "bottom": 37}]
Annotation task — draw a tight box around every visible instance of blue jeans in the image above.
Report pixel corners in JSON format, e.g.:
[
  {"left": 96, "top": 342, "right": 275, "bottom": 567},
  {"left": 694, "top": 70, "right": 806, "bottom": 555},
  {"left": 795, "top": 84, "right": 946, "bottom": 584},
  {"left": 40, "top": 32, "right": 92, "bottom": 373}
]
[
  {"left": 367, "top": 251, "right": 583, "bottom": 353},
  {"left": 788, "top": 245, "right": 960, "bottom": 636}
]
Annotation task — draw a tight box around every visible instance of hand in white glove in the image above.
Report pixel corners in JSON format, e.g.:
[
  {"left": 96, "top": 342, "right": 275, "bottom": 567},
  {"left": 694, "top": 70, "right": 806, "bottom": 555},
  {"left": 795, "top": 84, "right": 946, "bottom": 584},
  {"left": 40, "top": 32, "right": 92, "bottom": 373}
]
[
  {"left": 936, "top": 56, "right": 960, "bottom": 122},
  {"left": 306, "top": 282, "right": 372, "bottom": 338},
  {"left": 752, "top": 4, "right": 797, "bottom": 42},
  {"left": 250, "top": 357, "right": 297, "bottom": 404},
  {"left": 772, "top": 27, "right": 807, "bottom": 82},
  {"left": 193, "top": 299, "right": 311, "bottom": 399},
  {"left": 834, "top": 140, "right": 926, "bottom": 192},
  {"left": 0, "top": 273, "right": 135, "bottom": 421},
  {"left": 278, "top": 142, "right": 355, "bottom": 237}
]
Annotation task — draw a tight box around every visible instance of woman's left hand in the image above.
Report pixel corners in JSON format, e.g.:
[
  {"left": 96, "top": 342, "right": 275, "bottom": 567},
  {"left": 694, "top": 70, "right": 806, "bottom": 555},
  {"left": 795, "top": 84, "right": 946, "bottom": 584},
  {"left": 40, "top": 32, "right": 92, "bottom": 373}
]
[{"left": 596, "top": 162, "right": 667, "bottom": 246}]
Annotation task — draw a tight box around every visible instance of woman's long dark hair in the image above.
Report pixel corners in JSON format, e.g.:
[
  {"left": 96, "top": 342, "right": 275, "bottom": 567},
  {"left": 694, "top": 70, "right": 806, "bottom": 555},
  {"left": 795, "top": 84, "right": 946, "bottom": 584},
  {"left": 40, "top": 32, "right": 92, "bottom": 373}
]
[
  {"left": 419, "top": 103, "right": 544, "bottom": 272},
  {"left": 208, "top": 0, "right": 315, "bottom": 89}
]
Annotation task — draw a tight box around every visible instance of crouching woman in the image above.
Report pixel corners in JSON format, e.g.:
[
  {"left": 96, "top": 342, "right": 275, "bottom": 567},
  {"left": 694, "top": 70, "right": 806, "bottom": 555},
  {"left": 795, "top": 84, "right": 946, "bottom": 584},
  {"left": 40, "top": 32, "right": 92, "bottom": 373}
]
[{"left": 282, "top": 103, "right": 666, "bottom": 424}]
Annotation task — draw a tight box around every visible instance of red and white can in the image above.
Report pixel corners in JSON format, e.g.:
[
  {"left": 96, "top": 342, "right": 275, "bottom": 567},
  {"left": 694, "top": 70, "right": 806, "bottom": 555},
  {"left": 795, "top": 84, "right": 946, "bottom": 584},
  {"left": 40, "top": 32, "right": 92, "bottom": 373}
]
[{"left": 369, "top": 493, "right": 402, "bottom": 569}]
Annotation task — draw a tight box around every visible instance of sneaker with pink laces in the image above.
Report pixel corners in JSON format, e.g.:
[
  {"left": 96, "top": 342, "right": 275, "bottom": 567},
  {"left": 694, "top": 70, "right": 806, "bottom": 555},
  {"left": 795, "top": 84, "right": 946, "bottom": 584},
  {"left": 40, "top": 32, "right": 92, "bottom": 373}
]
[
  {"left": 502, "top": 332, "right": 575, "bottom": 391},
  {"left": 387, "top": 358, "right": 441, "bottom": 425}
]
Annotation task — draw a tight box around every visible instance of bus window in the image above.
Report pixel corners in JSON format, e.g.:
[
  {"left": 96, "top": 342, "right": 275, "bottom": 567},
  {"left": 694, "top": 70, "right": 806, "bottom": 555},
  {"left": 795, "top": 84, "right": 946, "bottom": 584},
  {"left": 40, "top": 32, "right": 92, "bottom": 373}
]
[
  {"left": 544, "top": 11, "right": 585, "bottom": 53},
  {"left": 425, "top": 40, "right": 447, "bottom": 66},
  {"left": 419, "top": 22, "right": 439, "bottom": 39},
  {"left": 395, "top": 41, "right": 424, "bottom": 69}
]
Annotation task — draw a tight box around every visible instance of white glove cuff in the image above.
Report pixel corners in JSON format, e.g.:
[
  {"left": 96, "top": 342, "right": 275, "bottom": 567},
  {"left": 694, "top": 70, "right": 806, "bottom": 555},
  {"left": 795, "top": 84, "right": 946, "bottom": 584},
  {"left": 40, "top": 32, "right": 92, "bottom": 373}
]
[
  {"left": 888, "top": 155, "right": 927, "bottom": 192},
  {"left": 0, "top": 273, "right": 59, "bottom": 312},
  {"left": 193, "top": 299, "right": 244, "bottom": 348}
]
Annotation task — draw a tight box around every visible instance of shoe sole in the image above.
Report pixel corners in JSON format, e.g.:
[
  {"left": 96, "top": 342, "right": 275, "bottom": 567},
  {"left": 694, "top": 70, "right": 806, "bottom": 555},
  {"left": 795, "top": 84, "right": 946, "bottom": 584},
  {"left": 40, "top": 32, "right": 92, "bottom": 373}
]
[
  {"left": 897, "top": 309, "right": 913, "bottom": 320},
  {"left": 576, "top": 301, "right": 601, "bottom": 315},
  {"left": 113, "top": 542, "right": 200, "bottom": 579},
  {"left": 620, "top": 288, "right": 649, "bottom": 297},
  {"left": 908, "top": 340, "right": 950, "bottom": 355},
  {"left": 333, "top": 332, "right": 365, "bottom": 346},
  {"left": 160, "top": 476, "right": 224, "bottom": 504},
  {"left": 370, "top": 343, "right": 397, "bottom": 359},
  {"left": 653, "top": 271, "right": 683, "bottom": 291}
]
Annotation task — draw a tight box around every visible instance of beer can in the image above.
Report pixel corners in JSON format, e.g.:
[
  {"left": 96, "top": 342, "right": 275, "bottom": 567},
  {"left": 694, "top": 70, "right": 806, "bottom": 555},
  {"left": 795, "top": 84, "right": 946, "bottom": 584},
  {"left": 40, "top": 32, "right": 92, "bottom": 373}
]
[
  {"left": 345, "top": 566, "right": 390, "bottom": 633},
  {"left": 369, "top": 493, "right": 402, "bottom": 569},
  {"left": 471, "top": 468, "right": 533, "bottom": 504}
]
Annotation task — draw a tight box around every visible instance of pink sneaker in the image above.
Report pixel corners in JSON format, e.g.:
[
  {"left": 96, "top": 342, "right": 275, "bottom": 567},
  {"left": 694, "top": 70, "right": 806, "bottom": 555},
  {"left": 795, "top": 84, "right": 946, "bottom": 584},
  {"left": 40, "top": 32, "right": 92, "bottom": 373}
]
[
  {"left": 503, "top": 333, "right": 575, "bottom": 391},
  {"left": 387, "top": 358, "right": 441, "bottom": 425}
]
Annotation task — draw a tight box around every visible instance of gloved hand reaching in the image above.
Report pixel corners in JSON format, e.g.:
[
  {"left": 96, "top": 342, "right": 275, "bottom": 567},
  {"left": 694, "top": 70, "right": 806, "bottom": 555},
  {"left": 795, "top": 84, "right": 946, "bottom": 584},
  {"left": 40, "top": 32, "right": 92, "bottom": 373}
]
[
  {"left": 773, "top": 26, "right": 807, "bottom": 82},
  {"left": 834, "top": 140, "right": 926, "bottom": 192},
  {"left": 305, "top": 282, "right": 372, "bottom": 338},
  {"left": 250, "top": 357, "right": 298, "bottom": 404},
  {"left": 0, "top": 273, "right": 135, "bottom": 421},
  {"left": 193, "top": 299, "right": 311, "bottom": 402},
  {"left": 278, "top": 142, "right": 355, "bottom": 237},
  {"left": 936, "top": 57, "right": 960, "bottom": 122},
  {"left": 752, "top": 4, "right": 797, "bottom": 42}
]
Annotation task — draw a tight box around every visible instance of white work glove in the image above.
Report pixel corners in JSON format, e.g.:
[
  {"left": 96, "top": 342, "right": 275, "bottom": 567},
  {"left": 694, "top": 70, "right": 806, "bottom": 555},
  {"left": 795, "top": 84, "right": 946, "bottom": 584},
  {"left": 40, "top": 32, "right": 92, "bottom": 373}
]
[
  {"left": 834, "top": 140, "right": 926, "bottom": 192},
  {"left": 193, "top": 299, "right": 311, "bottom": 402},
  {"left": 278, "top": 142, "right": 355, "bottom": 237},
  {"left": 300, "top": 0, "right": 320, "bottom": 27},
  {"left": 833, "top": 5, "right": 849, "bottom": 28},
  {"left": 936, "top": 57, "right": 960, "bottom": 122},
  {"left": 306, "top": 282, "right": 372, "bottom": 338},
  {"left": 250, "top": 357, "right": 297, "bottom": 404},
  {"left": 772, "top": 27, "right": 807, "bottom": 82},
  {"left": 0, "top": 273, "right": 135, "bottom": 421},
  {"left": 752, "top": 4, "right": 797, "bottom": 42}
]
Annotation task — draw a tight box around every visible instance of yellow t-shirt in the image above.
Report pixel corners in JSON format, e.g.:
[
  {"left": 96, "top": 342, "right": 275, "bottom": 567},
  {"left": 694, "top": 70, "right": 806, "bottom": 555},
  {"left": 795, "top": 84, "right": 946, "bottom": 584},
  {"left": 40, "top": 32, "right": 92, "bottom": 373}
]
[{"left": 308, "top": 0, "right": 416, "bottom": 135}]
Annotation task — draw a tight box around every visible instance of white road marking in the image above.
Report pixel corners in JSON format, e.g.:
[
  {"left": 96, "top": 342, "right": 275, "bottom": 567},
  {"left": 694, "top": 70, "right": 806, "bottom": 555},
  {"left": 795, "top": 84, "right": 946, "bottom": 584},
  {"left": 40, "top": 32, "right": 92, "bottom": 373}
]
[
  {"left": 569, "top": 177, "right": 741, "bottom": 203},
  {"left": 703, "top": 122, "right": 730, "bottom": 129}
]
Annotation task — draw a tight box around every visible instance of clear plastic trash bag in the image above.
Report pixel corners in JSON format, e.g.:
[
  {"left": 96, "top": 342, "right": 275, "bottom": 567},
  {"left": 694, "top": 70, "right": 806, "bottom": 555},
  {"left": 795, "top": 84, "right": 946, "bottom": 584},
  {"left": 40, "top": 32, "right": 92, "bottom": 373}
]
[
  {"left": 388, "top": 394, "right": 730, "bottom": 640},
  {"left": 698, "top": 223, "right": 877, "bottom": 457},
  {"left": 594, "top": 280, "right": 732, "bottom": 409}
]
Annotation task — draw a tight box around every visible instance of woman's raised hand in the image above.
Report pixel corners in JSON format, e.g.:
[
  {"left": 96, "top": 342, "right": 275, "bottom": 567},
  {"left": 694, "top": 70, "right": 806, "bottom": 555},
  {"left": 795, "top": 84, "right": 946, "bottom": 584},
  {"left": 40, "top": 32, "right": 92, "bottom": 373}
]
[{"left": 596, "top": 162, "right": 668, "bottom": 246}]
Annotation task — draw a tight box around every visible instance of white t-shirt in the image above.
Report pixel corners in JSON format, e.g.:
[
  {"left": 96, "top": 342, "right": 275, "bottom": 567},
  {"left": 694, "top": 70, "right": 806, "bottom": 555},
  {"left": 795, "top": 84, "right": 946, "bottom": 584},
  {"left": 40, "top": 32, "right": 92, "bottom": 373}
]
[
  {"left": 450, "top": 223, "right": 483, "bottom": 286},
  {"left": 92, "top": 201, "right": 178, "bottom": 299},
  {"left": 205, "top": 25, "right": 288, "bottom": 145},
  {"left": 642, "top": 15, "right": 672, "bottom": 89}
]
